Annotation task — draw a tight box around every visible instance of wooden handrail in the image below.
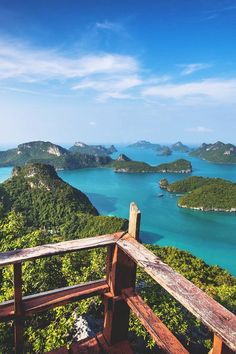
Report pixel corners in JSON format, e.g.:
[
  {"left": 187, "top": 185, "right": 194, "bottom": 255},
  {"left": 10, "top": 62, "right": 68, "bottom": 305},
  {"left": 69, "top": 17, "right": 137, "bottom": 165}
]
[
  {"left": 117, "top": 234, "right": 236, "bottom": 352},
  {"left": 0, "top": 232, "right": 123, "bottom": 267}
]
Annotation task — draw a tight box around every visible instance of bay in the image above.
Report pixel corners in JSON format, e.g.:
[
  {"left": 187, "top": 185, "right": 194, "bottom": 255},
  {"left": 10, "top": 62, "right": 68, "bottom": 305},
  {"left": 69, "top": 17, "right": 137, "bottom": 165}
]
[{"left": 0, "top": 146, "right": 235, "bottom": 275}]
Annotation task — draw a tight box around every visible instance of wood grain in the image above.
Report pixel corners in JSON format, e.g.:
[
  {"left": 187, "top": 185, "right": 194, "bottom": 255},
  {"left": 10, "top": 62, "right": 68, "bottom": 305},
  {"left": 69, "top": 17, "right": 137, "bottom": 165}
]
[
  {"left": 0, "top": 232, "right": 123, "bottom": 267},
  {"left": 117, "top": 235, "right": 236, "bottom": 352}
]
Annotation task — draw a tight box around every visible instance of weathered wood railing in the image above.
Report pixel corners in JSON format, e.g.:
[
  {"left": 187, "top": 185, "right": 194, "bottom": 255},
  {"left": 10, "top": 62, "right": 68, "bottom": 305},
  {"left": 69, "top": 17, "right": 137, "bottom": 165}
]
[{"left": 0, "top": 203, "right": 235, "bottom": 354}]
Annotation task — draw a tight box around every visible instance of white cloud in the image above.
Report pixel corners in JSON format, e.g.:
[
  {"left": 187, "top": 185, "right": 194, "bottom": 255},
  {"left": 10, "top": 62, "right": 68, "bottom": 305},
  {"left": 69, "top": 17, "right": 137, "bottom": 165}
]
[
  {"left": 180, "top": 63, "right": 211, "bottom": 76},
  {"left": 95, "top": 20, "right": 123, "bottom": 32},
  {"left": 73, "top": 76, "right": 142, "bottom": 91},
  {"left": 142, "top": 79, "right": 236, "bottom": 104},
  {"left": 0, "top": 38, "right": 139, "bottom": 82},
  {"left": 186, "top": 126, "right": 213, "bottom": 133}
]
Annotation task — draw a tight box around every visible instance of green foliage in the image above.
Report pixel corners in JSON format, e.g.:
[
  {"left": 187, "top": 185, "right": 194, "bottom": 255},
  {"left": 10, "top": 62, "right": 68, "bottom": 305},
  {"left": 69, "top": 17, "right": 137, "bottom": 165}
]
[
  {"left": 155, "top": 159, "right": 192, "bottom": 173},
  {"left": 166, "top": 176, "right": 236, "bottom": 211},
  {"left": 179, "top": 182, "right": 236, "bottom": 210},
  {"left": 2, "top": 164, "right": 99, "bottom": 227},
  {"left": 167, "top": 176, "right": 226, "bottom": 193}
]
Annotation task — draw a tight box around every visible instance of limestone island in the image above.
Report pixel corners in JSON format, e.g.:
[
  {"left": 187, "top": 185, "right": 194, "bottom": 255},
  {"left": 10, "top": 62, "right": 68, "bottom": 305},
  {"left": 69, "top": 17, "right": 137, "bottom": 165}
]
[
  {"left": 159, "top": 176, "right": 236, "bottom": 212},
  {"left": 171, "top": 141, "right": 190, "bottom": 153},
  {"left": 190, "top": 141, "right": 236, "bottom": 163},
  {"left": 111, "top": 154, "right": 192, "bottom": 173},
  {"left": 0, "top": 141, "right": 114, "bottom": 170}
]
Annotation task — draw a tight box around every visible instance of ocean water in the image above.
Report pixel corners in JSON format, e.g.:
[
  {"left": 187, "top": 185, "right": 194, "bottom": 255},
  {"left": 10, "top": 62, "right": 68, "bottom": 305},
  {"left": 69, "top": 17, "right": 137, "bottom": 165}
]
[{"left": 0, "top": 147, "right": 236, "bottom": 275}]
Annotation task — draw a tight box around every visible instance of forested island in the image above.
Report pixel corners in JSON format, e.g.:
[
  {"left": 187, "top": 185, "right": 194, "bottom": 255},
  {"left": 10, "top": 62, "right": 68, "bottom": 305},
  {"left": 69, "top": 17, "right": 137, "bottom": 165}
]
[
  {"left": 160, "top": 176, "right": 236, "bottom": 212},
  {"left": 191, "top": 141, "right": 236, "bottom": 163},
  {"left": 111, "top": 155, "right": 192, "bottom": 173},
  {"left": 0, "top": 141, "right": 113, "bottom": 170},
  {"left": 0, "top": 163, "right": 235, "bottom": 353}
]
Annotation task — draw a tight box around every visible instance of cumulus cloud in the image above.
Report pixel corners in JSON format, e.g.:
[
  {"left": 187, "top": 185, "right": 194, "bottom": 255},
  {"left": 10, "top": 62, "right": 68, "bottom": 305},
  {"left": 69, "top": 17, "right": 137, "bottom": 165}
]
[{"left": 180, "top": 63, "right": 211, "bottom": 75}]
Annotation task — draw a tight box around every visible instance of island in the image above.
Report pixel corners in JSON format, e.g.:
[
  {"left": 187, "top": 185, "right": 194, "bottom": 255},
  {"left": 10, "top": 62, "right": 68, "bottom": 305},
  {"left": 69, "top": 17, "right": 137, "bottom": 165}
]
[
  {"left": 127, "top": 140, "right": 162, "bottom": 150},
  {"left": 171, "top": 141, "right": 190, "bottom": 152},
  {"left": 0, "top": 141, "right": 112, "bottom": 170},
  {"left": 160, "top": 176, "right": 236, "bottom": 212},
  {"left": 190, "top": 141, "right": 236, "bottom": 163},
  {"left": 111, "top": 154, "right": 192, "bottom": 173}
]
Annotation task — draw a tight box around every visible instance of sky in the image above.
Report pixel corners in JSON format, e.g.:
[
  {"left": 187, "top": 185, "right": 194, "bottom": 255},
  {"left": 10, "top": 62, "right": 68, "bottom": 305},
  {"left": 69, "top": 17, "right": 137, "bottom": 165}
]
[{"left": 0, "top": 0, "right": 236, "bottom": 145}]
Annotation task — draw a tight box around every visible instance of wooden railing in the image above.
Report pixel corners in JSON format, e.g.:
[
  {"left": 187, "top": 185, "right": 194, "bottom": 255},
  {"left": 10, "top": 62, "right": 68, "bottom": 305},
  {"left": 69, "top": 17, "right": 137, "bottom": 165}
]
[{"left": 0, "top": 203, "right": 235, "bottom": 354}]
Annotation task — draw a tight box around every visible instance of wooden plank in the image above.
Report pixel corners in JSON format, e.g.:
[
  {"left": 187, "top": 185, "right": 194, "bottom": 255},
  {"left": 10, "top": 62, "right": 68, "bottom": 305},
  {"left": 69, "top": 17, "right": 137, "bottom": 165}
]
[
  {"left": 0, "top": 232, "right": 123, "bottom": 267},
  {"left": 14, "top": 263, "right": 23, "bottom": 354},
  {"left": 210, "top": 335, "right": 234, "bottom": 354},
  {"left": 70, "top": 337, "right": 101, "bottom": 353},
  {"left": 122, "top": 288, "right": 189, "bottom": 354},
  {"left": 117, "top": 235, "right": 236, "bottom": 352},
  {"left": 103, "top": 203, "right": 140, "bottom": 346},
  {"left": 96, "top": 333, "right": 134, "bottom": 354},
  {"left": 0, "top": 279, "right": 108, "bottom": 320}
]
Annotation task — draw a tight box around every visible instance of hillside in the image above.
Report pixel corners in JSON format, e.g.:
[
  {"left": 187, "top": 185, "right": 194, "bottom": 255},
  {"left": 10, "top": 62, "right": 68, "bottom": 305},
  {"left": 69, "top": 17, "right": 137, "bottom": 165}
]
[
  {"left": 111, "top": 156, "right": 192, "bottom": 173},
  {"left": 0, "top": 141, "right": 112, "bottom": 170},
  {"left": 160, "top": 176, "right": 236, "bottom": 212},
  {"left": 190, "top": 141, "right": 236, "bottom": 163},
  {"left": 69, "top": 142, "right": 117, "bottom": 155}
]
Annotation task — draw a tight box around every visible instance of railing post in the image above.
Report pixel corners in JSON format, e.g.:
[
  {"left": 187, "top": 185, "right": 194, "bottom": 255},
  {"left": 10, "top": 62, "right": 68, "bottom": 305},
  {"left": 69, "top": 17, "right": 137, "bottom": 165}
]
[
  {"left": 209, "top": 335, "right": 234, "bottom": 354},
  {"left": 14, "top": 263, "right": 24, "bottom": 354},
  {"left": 103, "top": 202, "right": 141, "bottom": 346}
]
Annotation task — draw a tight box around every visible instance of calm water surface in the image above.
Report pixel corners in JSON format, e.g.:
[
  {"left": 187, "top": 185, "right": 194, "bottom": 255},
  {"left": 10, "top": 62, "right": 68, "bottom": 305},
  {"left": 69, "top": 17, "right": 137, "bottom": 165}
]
[{"left": 0, "top": 147, "right": 235, "bottom": 275}]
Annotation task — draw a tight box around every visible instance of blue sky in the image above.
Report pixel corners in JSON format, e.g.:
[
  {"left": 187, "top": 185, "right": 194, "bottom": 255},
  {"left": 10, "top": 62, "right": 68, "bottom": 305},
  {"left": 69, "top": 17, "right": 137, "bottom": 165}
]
[{"left": 0, "top": 0, "right": 236, "bottom": 145}]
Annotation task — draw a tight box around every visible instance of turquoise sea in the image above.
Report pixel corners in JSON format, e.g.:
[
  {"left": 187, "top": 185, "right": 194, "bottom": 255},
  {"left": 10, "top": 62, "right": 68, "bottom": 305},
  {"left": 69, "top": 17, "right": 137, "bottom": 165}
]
[{"left": 0, "top": 146, "right": 236, "bottom": 275}]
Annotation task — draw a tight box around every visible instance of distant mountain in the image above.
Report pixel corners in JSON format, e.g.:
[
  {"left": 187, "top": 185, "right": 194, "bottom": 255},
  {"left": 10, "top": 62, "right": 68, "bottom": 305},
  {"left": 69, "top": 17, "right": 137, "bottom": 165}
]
[
  {"left": 128, "top": 140, "right": 162, "bottom": 150},
  {"left": 69, "top": 142, "right": 117, "bottom": 155},
  {"left": 157, "top": 146, "right": 172, "bottom": 156},
  {"left": 0, "top": 141, "right": 112, "bottom": 170},
  {"left": 171, "top": 141, "right": 190, "bottom": 153},
  {"left": 191, "top": 141, "right": 236, "bottom": 163}
]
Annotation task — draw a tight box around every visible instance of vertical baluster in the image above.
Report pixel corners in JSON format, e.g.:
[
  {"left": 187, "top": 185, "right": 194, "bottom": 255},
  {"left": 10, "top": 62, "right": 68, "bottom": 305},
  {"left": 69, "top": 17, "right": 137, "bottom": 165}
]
[
  {"left": 103, "top": 202, "right": 141, "bottom": 345},
  {"left": 14, "top": 263, "right": 23, "bottom": 354},
  {"left": 210, "top": 335, "right": 234, "bottom": 354}
]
